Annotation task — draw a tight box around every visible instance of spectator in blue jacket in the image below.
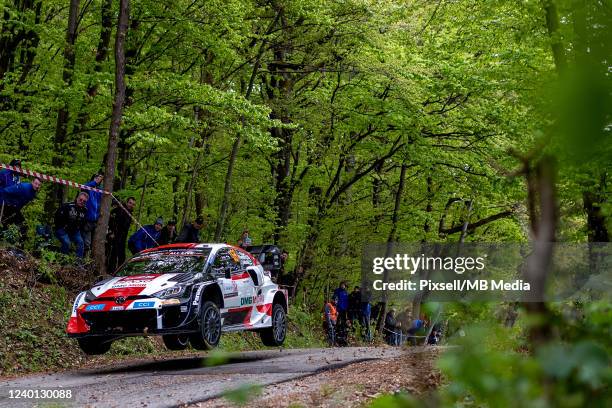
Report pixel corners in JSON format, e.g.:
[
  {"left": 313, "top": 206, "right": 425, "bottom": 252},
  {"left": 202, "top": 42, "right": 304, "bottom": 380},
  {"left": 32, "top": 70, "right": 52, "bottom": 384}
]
[
  {"left": 0, "top": 177, "right": 42, "bottom": 240},
  {"left": 333, "top": 281, "right": 349, "bottom": 328},
  {"left": 82, "top": 173, "right": 103, "bottom": 253},
  {"left": 0, "top": 159, "right": 22, "bottom": 188},
  {"left": 128, "top": 218, "right": 163, "bottom": 254}
]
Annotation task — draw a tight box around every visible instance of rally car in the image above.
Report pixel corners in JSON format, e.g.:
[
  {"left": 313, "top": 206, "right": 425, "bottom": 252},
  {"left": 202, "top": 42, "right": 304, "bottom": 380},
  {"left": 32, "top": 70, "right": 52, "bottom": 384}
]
[{"left": 66, "top": 243, "right": 288, "bottom": 355}]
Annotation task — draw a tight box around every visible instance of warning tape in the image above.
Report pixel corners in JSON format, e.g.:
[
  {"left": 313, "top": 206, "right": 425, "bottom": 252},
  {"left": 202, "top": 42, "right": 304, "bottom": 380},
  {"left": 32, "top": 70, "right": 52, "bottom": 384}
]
[
  {"left": 0, "top": 163, "right": 107, "bottom": 194},
  {"left": 0, "top": 162, "right": 159, "bottom": 250}
]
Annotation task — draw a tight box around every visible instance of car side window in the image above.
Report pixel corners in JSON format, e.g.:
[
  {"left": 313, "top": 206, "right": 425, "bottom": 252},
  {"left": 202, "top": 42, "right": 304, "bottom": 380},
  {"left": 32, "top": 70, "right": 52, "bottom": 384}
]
[
  {"left": 237, "top": 250, "right": 254, "bottom": 268},
  {"left": 212, "top": 249, "right": 237, "bottom": 274}
]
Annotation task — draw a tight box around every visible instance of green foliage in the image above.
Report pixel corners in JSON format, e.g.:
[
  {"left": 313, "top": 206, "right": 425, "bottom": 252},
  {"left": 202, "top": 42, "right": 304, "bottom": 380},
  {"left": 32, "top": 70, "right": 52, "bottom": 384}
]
[{"left": 222, "top": 383, "right": 262, "bottom": 406}]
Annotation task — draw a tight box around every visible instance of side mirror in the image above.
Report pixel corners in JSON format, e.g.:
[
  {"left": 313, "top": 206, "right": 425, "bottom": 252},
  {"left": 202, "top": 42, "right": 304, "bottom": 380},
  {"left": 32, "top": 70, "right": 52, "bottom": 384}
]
[
  {"left": 94, "top": 274, "right": 111, "bottom": 285},
  {"left": 246, "top": 266, "right": 260, "bottom": 286}
]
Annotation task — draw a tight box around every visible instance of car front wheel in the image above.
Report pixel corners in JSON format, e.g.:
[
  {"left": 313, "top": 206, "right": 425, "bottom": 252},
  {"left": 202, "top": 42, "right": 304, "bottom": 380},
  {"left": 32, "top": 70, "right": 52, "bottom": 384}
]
[
  {"left": 77, "top": 337, "right": 112, "bottom": 355},
  {"left": 260, "top": 303, "right": 286, "bottom": 347},
  {"left": 162, "top": 334, "right": 190, "bottom": 350},
  {"left": 190, "top": 301, "right": 221, "bottom": 350}
]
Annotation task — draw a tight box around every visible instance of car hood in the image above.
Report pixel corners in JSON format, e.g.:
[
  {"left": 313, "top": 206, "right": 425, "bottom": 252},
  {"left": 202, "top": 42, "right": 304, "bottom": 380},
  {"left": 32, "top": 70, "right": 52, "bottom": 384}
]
[{"left": 90, "top": 274, "right": 182, "bottom": 298}]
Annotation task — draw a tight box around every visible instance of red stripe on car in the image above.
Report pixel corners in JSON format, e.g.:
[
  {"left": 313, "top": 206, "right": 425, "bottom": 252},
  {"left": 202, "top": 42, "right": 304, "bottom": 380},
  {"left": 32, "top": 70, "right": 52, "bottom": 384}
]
[{"left": 256, "top": 303, "right": 273, "bottom": 316}]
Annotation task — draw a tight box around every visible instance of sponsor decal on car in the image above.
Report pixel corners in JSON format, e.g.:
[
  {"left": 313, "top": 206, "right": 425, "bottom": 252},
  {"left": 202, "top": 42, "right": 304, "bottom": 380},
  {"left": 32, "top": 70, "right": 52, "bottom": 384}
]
[
  {"left": 224, "top": 291, "right": 239, "bottom": 298},
  {"left": 85, "top": 303, "right": 105, "bottom": 311},
  {"left": 223, "top": 282, "right": 238, "bottom": 292},
  {"left": 192, "top": 284, "right": 205, "bottom": 305},
  {"left": 240, "top": 295, "right": 264, "bottom": 306},
  {"left": 133, "top": 301, "right": 155, "bottom": 309},
  {"left": 111, "top": 280, "right": 151, "bottom": 288},
  {"left": 111, "top": 306, "right": 125, "bottom": 311}
]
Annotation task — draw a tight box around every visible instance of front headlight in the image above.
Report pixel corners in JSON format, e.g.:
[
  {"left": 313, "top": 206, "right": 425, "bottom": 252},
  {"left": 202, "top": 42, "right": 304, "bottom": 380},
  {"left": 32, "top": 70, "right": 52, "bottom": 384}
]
[
  {"left": 84, "top": 290, "right": 97, "bottom": 302},
  {"left": 152, "top": 285, "right": 188, "bottom": 299}
]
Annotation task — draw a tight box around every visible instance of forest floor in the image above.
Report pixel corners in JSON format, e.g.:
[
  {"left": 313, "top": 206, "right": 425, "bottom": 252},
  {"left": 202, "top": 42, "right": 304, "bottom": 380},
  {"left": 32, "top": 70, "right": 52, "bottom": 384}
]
[{"left": 201, "top": 348, "right": 442, "bottom": 408}]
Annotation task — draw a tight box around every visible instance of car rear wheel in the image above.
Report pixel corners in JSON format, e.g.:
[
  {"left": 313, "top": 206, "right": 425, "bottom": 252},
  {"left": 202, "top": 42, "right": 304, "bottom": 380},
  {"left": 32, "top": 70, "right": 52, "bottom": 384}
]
[
  {"left": 260, "top": 303, "right": 286, "bottom": 347},
  {"left": 162, "top": 334, "right": 190, "bottom": 350},
  {"left": 190, "top": 301, "right": 221, "bottom": 350},
  {"left": 77, "top": 337, "right": 112, "bottom": 355}
]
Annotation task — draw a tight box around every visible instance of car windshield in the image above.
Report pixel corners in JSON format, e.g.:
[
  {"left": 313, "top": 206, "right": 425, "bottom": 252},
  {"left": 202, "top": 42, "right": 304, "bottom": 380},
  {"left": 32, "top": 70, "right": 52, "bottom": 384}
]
[{"left": 116, "top": 248, "right": 211, "bottom": 276}]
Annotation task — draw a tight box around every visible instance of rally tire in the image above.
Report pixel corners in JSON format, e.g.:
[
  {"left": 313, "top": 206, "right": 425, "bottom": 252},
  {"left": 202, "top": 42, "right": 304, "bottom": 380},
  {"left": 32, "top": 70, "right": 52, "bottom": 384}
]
[
  {"left": 190, "top": 301, "right": 222, "bottom": 350},
  {"left": 162, "top": 334, "right": 190, "bottom": 350},
  {"left": 260, "top": 303, "right": 286, "bottom": 347},
  {"left": 77, "top": 337, "right": 112, "bottom": 355}
]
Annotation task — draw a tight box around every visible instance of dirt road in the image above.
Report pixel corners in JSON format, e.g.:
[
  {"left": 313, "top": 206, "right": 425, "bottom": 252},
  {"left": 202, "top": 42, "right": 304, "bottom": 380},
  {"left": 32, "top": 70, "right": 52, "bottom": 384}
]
[{"left": 0, "top": 347, "right": 412, "bottom": 407}]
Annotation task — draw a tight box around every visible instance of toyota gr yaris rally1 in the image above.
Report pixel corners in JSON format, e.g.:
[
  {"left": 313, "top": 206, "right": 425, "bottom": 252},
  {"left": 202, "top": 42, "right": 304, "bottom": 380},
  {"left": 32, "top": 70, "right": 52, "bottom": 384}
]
[{"left": 66, "top": 243, "right": 288, "bottom": 355}]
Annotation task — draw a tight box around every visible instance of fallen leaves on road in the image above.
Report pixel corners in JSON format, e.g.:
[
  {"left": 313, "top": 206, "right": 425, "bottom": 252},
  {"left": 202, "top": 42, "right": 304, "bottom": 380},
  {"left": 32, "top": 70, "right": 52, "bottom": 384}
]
[{"left": 202, "top": 347, "right": 441, "bottom": 408}]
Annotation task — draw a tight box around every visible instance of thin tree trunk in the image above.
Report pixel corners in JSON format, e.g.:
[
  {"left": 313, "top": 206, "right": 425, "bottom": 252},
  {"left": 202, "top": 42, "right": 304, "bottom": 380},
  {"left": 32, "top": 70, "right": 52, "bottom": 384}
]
[
  {"left": 93, "top": 0, "right": 130, "bottom": 275},
  {"left": 214, "top": 23, "right": 272, "bottom": 240},
  {"left": 71, "top": 0, "right": 114, "bottom": 138},
  {"left": 377, "top": 163, "right": 407, "bottom": 332},
  {"left": 45, "top": 0, "right": 80, "bottom": 217}
]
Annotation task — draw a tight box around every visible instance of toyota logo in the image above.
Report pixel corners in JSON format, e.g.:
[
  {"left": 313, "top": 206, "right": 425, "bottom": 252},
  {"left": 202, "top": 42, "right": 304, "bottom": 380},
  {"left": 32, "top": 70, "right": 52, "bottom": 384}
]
[{"left": 115, "top": 296, "right": 126, "bottom": 305}]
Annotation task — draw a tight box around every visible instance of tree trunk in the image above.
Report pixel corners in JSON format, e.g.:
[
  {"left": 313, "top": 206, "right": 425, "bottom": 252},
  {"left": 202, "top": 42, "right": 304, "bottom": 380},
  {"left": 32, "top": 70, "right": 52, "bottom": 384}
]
[
  {"left": 523, "top": 157, "right": 557, "bottom": 347},
  {"left": 376, "top": 162, "right": 407, "bottom": 332},
  {"left": 45, "top": 0, "right": 80, "bottom": 217},
  {"left": 214, "top": 21, "right": 272, "bottom": 241},
  {"left": 71, "top": 0, "right": 114, "bottom": 138},
  {"left": 93, "top": 0, "right": 130, "bottom": 276}
]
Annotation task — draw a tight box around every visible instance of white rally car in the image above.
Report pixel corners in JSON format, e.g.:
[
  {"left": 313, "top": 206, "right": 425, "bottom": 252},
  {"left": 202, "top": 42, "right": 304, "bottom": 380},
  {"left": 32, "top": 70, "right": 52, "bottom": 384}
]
[{"left": 67, "top": 243, "right": 288, "bottom": 355}]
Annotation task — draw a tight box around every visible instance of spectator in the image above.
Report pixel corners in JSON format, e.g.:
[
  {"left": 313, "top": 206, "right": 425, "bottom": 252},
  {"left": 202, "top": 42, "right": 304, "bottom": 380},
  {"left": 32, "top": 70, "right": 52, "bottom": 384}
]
[
  {"left": 128, "top": 218, "right": 163, "bottom": 254},
  {"left": 407, "top": 316, "right": 426, "bottom": 346},
  {"left": 0, "top": 177, "right": 42, "bottom": 240},
  {"left": 176, "top": 217, "right": 204, "bottom": 243},
  {"left": 333, "top": 281, "right": 349, "bottom": 325},
  {"left": 361, "top": 288, "right": 372, "bottom": 341},
  {"left": 106, "top": 197, "right": 136, "bottom": 272},
  {"left": 0, "top": 159, "right": 22, "bottom": 188},
  {"left": 384, "top": 308, "right": 401, "bottom": 346},
  {"left": 82, "top": 173, "right": 103, "bottom": 254},
  {"left": 427, "top": 323, "right": 442, "bottom": 345},
  {"left": 237, "top": 229, "right": 252, "bottom": 248},
  {"left": 277, "top": 249, "right": 289, "bottom": 283},
  {"left": 54, "top": 192, "right": 88, "bottom": 258},
  {"left": 159, "top": 219, "right": 177, "bottom": 245},
  {"left": 348, "top": 285, "right": 362, "bottom": 324},
  {"left": 323, "top": 297, "right": 338, "bottom": 346}
]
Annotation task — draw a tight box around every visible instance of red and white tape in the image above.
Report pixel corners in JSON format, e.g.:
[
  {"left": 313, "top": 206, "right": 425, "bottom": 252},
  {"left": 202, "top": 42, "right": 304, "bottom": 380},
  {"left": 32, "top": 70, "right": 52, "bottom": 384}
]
[
  {"left": 1, "top": 162, "right": 160, "bottom": 250},
  {"left": 0, "top": 163, "right": 108, "bottom": 194}
]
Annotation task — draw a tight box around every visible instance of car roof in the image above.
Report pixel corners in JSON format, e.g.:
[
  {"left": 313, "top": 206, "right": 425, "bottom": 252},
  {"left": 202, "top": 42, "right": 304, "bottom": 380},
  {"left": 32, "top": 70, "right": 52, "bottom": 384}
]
[
  {"left": 140, "top": 242, "right": 225, "bottom": 254},
  {"left": 139, "top": 243, "right": 259, "bottom": 264}
]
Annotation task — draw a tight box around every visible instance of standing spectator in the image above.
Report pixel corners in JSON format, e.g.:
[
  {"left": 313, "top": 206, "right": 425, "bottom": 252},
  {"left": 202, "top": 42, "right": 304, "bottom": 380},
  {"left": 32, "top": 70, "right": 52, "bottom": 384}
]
[
  {"left": 361, "top": 288, "right": 372, "bottom": 341},
  {"left": 0, "top": 177, "right": 42, "bottom": 240},
  {"left": 384, "top": 308, "right": 402, "bottom": 346},
  {"left": 0, "top": 159, "right": 22, "bottom": 188},
  {"left": 323, "top": 297, "right": 338, "bottom": 346},
  {"left": 106, "top": 197, "right": 136, "bottom": 272},
  {"left": 237, "top": 229, "right": 252, "bottom": 248},
  {"left": 277, "top": 249, "right": 289, "bottom": 283},
  {"left": 407, "top": 316, "right": 426, "bottom": 346},
  {"left": 348, "top": 286, "right": 362, "bottom": 325},
  {"left": 176, "top": 217, "right": 204, "bottom": 243},
  {"left": 159, "top": 219, "right": 177, "bottom": 245},
  {"left": 82, "top": 173, "right": 103, "bottom": 254},
  {"left": 332, "top": 281, "right": 349, "bottom": 326},
  {"left": 128, "top": 218, "right": 163, "bottom": 254},
  {"left": 54, "top": 192, "right": 88, "bottom": 258}
]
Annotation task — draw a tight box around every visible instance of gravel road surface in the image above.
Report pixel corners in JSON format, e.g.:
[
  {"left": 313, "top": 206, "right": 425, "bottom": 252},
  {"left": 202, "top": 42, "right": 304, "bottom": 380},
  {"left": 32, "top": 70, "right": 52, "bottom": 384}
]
[{"left": 0, "top": 347, "right": 404, "bottom": 407}]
